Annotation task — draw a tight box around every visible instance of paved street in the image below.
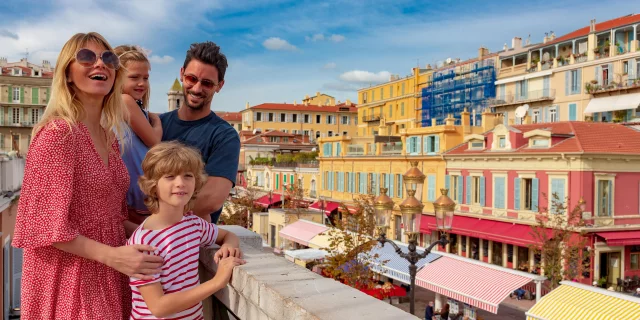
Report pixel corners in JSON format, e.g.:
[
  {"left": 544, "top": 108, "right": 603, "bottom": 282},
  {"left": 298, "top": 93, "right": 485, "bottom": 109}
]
[{"left": 393, "top": 286, "right": 534, "bottom": 320}]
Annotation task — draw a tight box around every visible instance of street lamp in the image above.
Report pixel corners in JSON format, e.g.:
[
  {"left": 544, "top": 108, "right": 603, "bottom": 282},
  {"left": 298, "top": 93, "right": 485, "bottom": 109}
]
[{"left": 375, "top": 162, "right": 453, "bottom": 315}]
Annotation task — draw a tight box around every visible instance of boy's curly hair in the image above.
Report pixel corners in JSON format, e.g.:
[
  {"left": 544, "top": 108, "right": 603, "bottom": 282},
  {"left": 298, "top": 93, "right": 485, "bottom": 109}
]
[{"left": 138, "top": 141, "right": 207, "bottom": 213}]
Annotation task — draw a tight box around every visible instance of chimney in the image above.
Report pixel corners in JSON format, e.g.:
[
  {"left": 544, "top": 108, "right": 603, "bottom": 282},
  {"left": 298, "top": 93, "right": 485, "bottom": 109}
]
[
  {"left": 478, "top": 46, "right": 489, "bottom": 60},
  {"left": 512, "top": 37, "right": 522, "bottom": 49},
  {"left": 550, "top": 31, "right": 556, "bottom": 41},
  {"left": 503, "top": 43, "right": 508, "bottom": 51},
  {"left": 426, "top": 64, "right": 432, "bottom": 70},
  {"left": 590, "top": 19, "right": 596, "bottom": 33},
  {"left": 42, "top": 60, "right": 51, "bottom": 70},
  {"left": 0, "top": 57, "right": 6, "bottom": 67},
  {"left": 481, "top": 109, "right": 498, "bottom": 132},
  {"left": 245, "top": 102, "right": 250, "bottom": 109},
  {"left": 346, "top": 99, "right": 351, "bottom": 106},
  {"left": 293, "top": 100, "right": 297, "bottom": 106},
  {"left": 305, "top": 94, "right": 310, "bottom": 100},
  {"left": 445, "top": 114, "right": 455, "bottom": 126},
  {"left": 316, "top": 91, "right": 320, "bottom": 97},
  {"left": 543, "top": 33, "right": 549, "bottom": 44},
  {"left": 461, "top": 108, "right": 471, "bottom": 135}
]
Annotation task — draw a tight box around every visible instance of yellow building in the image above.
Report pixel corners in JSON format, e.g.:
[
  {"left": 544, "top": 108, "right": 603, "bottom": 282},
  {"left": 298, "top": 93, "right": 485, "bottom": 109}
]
[
  {"left": 318, "top": 110, "right": 500, "bottom": 241},
  {"left": 252, "top": 208, "right": 324, "bottom": 249},
  {"left": 302, "top": 92, "right": 335, "bottom": 106},
  {"left": 357, "top": 67, "right": 434, "bottom": 137},
  {"left": 241, "top": 94, "right": 358, "bottom": 141},
  {"left": 0, "top": 58, "right": 53, "bottom": 154},
  {"left": 493, "top": 16, "right": 640, "bottom": 124},
  {"left": 247, "top": 162, "right": 319, "bottom": 200}
]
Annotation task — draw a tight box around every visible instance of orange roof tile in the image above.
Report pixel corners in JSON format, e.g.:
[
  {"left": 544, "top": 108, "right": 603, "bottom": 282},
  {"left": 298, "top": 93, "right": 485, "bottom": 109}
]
[
  {"left": 446, "top": 122, "right": 640, "bottom": 155},
  {"left": 539, "top": 14, "right": 640, "bottom": 48},
  {"left": 248, "top": 103, "right": 357, "bottom": 113},
  {"left": 216, "top": 111, "right": 242, "bottom": 122}
]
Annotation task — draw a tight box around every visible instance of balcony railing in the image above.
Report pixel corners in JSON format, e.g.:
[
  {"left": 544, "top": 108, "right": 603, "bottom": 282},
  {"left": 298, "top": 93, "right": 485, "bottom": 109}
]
[
  {"left": 1, "top": 156, "right": 25, "bottom": 194},
  {"left": 492, "top": 89, "right": 556, "bottom": 107},
  {"left": 346, "top": 144, "right": 364, "bottom": 156},
  {"left": 585, "top": 76, "right": 640, "bottom": 95},
  {"left": 381, "top": 142, "right": 402, "bottom": 155},
  {"left": 361, "top": 115, "right": 381, "bottom": 123},
  {"left": 271, "top": 161, "right": 319, "bottom": 168}
]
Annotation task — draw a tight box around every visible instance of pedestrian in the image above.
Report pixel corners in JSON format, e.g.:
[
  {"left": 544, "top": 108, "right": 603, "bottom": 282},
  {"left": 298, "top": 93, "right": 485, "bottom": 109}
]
[
  {"left": 514, "top": 287, "right": 526, "bottom": 300},
  {"left": 160, "top": 41, "right": 240, "bottom": 223},
  {"left": 12, "top": 32, "right": 162, "bottom": 319},
  {"left": 128, "top": 141, "right": 245, "bottom": 319},
  {"left": 424, "top": 301, "right": 434, "bottom": 320},
  {"left": 633, "top": 288, "right": 640, "bottom": 297},
  {"left": 438, "top": 303, "right": 450, "bottom": 320}
]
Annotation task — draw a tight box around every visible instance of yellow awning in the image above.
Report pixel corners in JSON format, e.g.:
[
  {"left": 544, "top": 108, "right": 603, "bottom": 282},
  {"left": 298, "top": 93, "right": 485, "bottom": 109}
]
[{"left": 525, "top": 281, "right": 640, "bottom": 320}]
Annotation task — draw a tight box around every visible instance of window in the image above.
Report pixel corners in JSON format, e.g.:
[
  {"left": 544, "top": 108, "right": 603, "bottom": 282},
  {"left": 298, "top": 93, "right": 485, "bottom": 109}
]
[
  {"left": 596, "top": 179, "right": 612, "bottom": 217},
  {"left": 532, "top": 139, "right": 549, "bottom": 147},
  {"left": 602, "top": 64, "right": 609, "bottom": 86},
  {"left": 522, "top": 178, "right": 533, "bottom": 210},
  {"left": 177, "top": 99, "right": 180, "bottom": 109},
  {"left": 283, "top": 137, "right": 289, "bottom": 143},
  {"left": 470, "top": 141, "right": 483, "bottom": 149},
  {"left": 498, "top": 136, "right": 506, "bottom": 148},
  {"left": 303, "top": 130, "right": 310, "bottom": 136},
  {"left": 326, "top": 115, "right": 334, "bottom": 124},
  {"left": 0, "top": 133, "right": 4, "bottom": 149},
  {"left": 550, "top": 108, "right": 557, "bottom": 122},
  {"left": 388, "top": 104, "right": 392, "bottom": 118},
  {"left": 380, "top": 87, "right": 384, "bottom": 100},
  {"left": 268, "top": 113, "right": 274, "bottom": 122},
  {"left": 402, "top": 83, "right": 405, "bottom": 95},
  {"left": 31, "top": 108, "right": 40, "bottom": 124},
  {"left": 342, "top": 131, "right": 347, "bottom": 136},
  {"left": 341, "top": 115, "right": 349, "bottom": 125},
  {"left": 570, "top": 70, "right": 579, "bottom": 93},
  {"left": 371, "top": 90, "right": 375, "bottom": 101},
  {"left": 631, "top": 251, "right": 640, "bottom": 270},
  {"left": 396, "top": 174, "right": 403, "bottom": 198},
  {"left": 427, "top": 136, "right": 436, "bottom": 153},
  {"left": 389, "top": 86, "right": 393, "bottom": 98},
  {"left": 451, "top": 175, "right": 460, "bottom": 202},
  {"left": 328, "top": 131, "right": 333, "bottom": 137},
  {"left": 363, "top": 92, "right": 368, "bottom": 104},
  {"left": 533, "top": 110, "right": 540, "bottom": 123},
  {"left": 401, "top": 102, "right": 405, "bottom": 116},
  {"left": 292, "top": 114, "right": 298, "bottom": 123},
  {"left": 280, "top": 113, "right": 286, "bottom": 122},
  {"left": 472, "top": 176, "right": 481, "bottom": 204},
  {"left": 13, "top": 87, "right": 20, "bottom": 102},
  {"left": 304, "top": 114, "right": 310, "bottom": 123},
  {"left": 517, "top": 80, "right": 527, "bottom": 99},
  {"left": 12, "top": 108, "right": 20, "bottom": 124},
  {"left": 316, "top": 114, "right": 321, "bottom": 124},
  {"left": 256, "top": 112, "right": 262, "bottom": 121}
]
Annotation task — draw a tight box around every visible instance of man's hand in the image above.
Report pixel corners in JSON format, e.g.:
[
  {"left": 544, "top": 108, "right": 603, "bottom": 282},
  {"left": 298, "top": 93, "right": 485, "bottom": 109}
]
[{"left": 214, "top": 245, "right": 243, "bottom": 263}]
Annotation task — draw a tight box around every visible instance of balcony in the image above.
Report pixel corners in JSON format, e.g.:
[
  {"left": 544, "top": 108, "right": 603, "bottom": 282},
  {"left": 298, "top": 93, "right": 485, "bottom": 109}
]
[
  {"left": 199, "top": 226, "right": 416, "bottom": 320},
  {"left": 271, "top": 161, "right": 319, "bottom": 168},
  {"left": 361, "top": 115, "right": 381, "bottom": 123},
  {"left": 492, "top": 89, "right": 556, "bottom": 108},
  {"left": 585, "top": 76, "right": 640, "bottom": 95},
  {"left": 346, "top": 144, "right": 364, "bottom": 156},
  {"left": 381, "top": 142, "right": 402, "bottom": 155}
]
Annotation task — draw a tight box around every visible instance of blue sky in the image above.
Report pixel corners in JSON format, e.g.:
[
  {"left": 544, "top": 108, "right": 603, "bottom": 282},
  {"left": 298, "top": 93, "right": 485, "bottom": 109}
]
[{"left": 0, "top": 0, "right": 635, "bottom": 113}]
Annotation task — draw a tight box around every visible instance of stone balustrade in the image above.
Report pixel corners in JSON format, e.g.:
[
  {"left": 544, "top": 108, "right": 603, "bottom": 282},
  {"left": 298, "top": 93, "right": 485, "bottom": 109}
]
[{"left": 200, "top": 225, "right": 418, "bottom": 320}]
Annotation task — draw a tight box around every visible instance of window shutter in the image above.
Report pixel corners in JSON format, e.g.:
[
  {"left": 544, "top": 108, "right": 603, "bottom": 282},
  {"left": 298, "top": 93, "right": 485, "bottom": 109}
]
[
  {"left": 445, "top": 175, "right": 450, "bottom": 191},
  {"left": 398, "top": 174, "right": 403, "bottom": 198},
  {"left": 423, "top": 136, "right": 430, "bottom": 154},
  {"left": 276, "top": 174, "right": 280, "bottom": 189},
  {"left": 457, "top": 176, "right": 463, "bottom": 204},
  {"left": 629, "top": 60, "right": 637, "bottom": 86},
  {"left": 479, "top": 176, "right": 485, "bottom": 207},
  {"left": 569, "top": 103, "right": 577, "bottom": 121},
  {"left": 466, "top": 176, "right": 471, "bottom": 204},
  {"left": 20, "top": 88, "right": 25, "bottom": 104},
  {"left": 595, "top": 66, "right": 602, "bottom": 85},
  {"left": 8, "top": 85, "right": 12, "bottom": 102},
  {"left": 607, "top": 63, "right": 614, "bottom": 84},
  {"left": 523, "top": 80, "right": 528, "bottom": 99},
  {"left": 532, "top": 178, "right": 539, "bottom": 212},
  {"left": 543, "top": 76, "right": 550, "bottom": 97},
  {"left": 389, "top": 173, "right": 395, "bottom": 198},
  {"left": 32, "top": 87, "right": 39, "bottom": 104},
  {"left": 407, "top": 137, "right": 413, "bottom": 154},
  {"left": 565, "top": 72, "right": 570, "bottom": 96},
  {"left": 253, "top": 112, "right": 257, "bottom": 121},
  {"left": 576, "top": 69, "right": 582, "bottom": 94},
  {"left": 416, "top": 136, "right": 422, "bottom": 154},
  {"left": 494, "top": 177, "right": 504, "bottom": 209},
  {"left": 544, "top": 107, "right": 549, "bottom": 123},
  {"left": 434, "top": 136, "right": 440, "bottom": 153},
  {"left": 514, "top": 178, "right": 521, "bottom": 210},
  {"left": 515, "top": 81, "right": 520, "bottom": 99},
  {"left": 351, "top": 172, "right": 356, "bottom": 193},
  {"left": 336, "top": 143, "right": 341, "bottom": 156},
  {"left": 607, "top": 180, "right": 613, "bottom": 216},
  {"left": 428, "top": 175, "right": 436, "bottom": 201}
]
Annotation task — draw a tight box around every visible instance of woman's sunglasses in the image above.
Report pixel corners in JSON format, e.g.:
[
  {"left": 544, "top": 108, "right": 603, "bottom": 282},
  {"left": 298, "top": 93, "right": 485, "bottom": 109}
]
[
  {"left": 183, "top": 74, "right": 218, "bottom": 90},
  {"left": 75, "top": 48, "right": 120, "bottom": 70}
]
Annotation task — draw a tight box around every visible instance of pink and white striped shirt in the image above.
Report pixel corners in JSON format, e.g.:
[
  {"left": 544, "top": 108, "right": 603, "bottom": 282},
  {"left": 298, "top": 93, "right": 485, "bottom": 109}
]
[{"left": 127, "top": 212, "right": 219, "bottom": 320}]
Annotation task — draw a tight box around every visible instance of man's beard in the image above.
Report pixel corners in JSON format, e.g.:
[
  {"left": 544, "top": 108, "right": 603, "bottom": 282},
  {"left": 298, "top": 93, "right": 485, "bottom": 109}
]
[{"left": 183, "top": 88, "right": 212, "bottom": 110}]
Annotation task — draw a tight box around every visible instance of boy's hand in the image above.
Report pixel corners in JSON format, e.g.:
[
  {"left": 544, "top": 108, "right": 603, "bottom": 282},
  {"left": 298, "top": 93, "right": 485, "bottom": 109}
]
[
  {"left": 214, "top": 245, "right": 243, "bottom": 263},
  {"left": 214, "top": 256, "right": 246, "bottom": 284}
]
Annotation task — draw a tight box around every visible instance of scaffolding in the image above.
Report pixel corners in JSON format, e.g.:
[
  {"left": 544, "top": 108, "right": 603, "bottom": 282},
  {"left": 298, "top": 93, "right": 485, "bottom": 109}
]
[{"left": 421, "top": 58, "right": 496, "bottom": 127}]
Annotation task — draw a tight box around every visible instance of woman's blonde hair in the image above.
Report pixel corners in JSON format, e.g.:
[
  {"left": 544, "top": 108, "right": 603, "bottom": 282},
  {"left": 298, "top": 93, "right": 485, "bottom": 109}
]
[
  {"left": 114, "top": 45, "right": 151, "bottom": 109},
  {"left": 138, "top": 141, "right": 207, "bottom": 214},
  {"left": 33, "top": 32, "right": 128, "bottom": 144}
]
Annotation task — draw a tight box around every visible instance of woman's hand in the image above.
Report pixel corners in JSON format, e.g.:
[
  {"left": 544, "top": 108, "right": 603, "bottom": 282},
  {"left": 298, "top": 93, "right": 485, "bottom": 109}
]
[{"left": 106, "top": 244, "right": 163, "bottom": 280}]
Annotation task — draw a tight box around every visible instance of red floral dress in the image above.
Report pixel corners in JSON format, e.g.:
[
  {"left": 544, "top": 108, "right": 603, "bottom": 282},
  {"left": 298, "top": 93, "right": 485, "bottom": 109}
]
[{"left": 13, "top": 119, "right": 131, "bottom": 320}]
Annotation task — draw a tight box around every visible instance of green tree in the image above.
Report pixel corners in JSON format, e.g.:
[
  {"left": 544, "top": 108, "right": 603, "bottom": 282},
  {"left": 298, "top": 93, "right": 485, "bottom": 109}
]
[{"left": 220, "top": 187, "right": 261, "bottom": 228}]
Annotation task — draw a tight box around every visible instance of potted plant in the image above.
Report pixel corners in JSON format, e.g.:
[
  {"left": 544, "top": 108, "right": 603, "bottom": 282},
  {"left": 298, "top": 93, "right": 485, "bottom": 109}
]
[
  {"left": 603, "top": 40, "right": 611, "bottom": 51},
  {"left": 585, "top": 83, "right": 593, "bottom": 94},
  {"left": 590, "top": 79, "right": 598, "bottom": 84},
  {"left": 593, "top": 46, "right": 601, "bottom": 53},
  {"left": 597, "top": 276, "right": 608, "bottom": 288},
  {"left": 614, "top": 110, "right": 626, "bottom": 122}
]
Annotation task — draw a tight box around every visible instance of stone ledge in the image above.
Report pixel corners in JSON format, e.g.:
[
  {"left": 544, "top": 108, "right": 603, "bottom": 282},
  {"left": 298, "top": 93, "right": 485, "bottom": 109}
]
[{"left": 201, "top": 226, "right": 418, "bottom": 320}]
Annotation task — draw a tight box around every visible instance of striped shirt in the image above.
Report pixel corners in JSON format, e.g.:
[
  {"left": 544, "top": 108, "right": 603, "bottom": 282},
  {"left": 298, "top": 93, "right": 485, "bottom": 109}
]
[{"left": 127, "top": 213, "right": 219, "bottom": 320}]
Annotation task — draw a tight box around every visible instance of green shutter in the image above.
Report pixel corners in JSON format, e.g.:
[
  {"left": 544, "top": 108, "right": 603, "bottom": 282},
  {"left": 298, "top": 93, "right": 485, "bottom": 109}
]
[
  {"left": 46, "top": 88, "right": 50, "bottom": 103},
  {"left": 276, "top": 174, "right": 279, "bottom": 189},
  {"left": 532, "top": 178, "right": 539, "bottom": 212},
  {"left": 479, "top": 176, "right": 485, "bottom": 207},
  {"left": 8, "top": 85, "right": 12, "bottom": 102},
  {"left": 514, "top": 178, "right": 521, "bottom": 210},
  {"left": 20, "top": 88, "right": 25, "bottom": 104},
  {"left": 32, "top": 88, "right": 39, "bottom": 104}
]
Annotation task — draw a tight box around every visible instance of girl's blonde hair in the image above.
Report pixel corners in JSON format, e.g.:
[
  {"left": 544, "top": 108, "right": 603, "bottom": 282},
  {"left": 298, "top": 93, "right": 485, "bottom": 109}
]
[
  {"left": 138, "top": 141, "right": 207, "bottom": 214},
  {"left": 114, "top": 45, "right": 151, "bottom": 109},
  {"left": 33, "top": 32, "right": 127, "bottom": 144}
]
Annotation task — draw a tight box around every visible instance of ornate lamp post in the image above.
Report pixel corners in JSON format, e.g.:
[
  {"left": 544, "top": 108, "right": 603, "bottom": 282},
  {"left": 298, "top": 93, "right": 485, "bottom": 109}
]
[{"left": 375, "top": 162, "right": 455, "bottom": 315}]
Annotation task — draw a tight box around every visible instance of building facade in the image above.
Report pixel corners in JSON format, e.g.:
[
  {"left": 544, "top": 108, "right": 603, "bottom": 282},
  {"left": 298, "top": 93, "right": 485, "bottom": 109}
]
[
  {"left": 493, "top": 15, "right": 640, "bottom": 125},
  {"left": 217, "top": 111, "right": 242, "bottom": 132},
  {"left": 167, "top": 78, "right": 184, "bottom": 112},
  {"left": 0, "top": 58, "right": 53, "bottom": 154},
  {"left": 241, "top": 96, "right": 358, "bottom": 142},
  {"left": 441, "top": 121, "right": 640, "bottom": 287},
  {"left": 357, "top": 67, "right": 433, "bottom": 137}
]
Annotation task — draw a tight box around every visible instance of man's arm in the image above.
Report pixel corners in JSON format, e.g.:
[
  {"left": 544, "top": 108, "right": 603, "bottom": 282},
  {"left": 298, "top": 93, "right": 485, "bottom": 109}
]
[{"left": 192, "top": 177, "right": 232, "bottom": 222}]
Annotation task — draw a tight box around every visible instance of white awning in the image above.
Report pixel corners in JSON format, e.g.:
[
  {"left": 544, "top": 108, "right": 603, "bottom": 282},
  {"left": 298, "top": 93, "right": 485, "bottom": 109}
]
[
  {"left": 495, "top": 70, "right": 553, "bottom": 85},
  {"left": 584, "top": 93, "right": 640, "bottom": 114}
]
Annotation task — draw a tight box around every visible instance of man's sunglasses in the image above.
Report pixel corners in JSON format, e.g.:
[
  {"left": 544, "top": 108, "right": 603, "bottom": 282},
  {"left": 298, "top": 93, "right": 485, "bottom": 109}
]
[
  {"left": 75, "top": 48, "right": 120, "bottom": 70},
  {"left": 183, "top": 74, "right": 218, "bottom": 90}
]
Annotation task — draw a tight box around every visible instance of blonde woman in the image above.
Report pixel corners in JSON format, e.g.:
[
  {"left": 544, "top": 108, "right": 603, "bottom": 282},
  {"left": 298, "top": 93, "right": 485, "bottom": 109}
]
[{"left": 13, "top": 32, "right": 162, "bottom": 319}]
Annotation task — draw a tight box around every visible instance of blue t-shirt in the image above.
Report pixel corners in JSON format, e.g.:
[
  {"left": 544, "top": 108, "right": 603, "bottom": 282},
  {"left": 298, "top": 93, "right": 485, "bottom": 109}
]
[
  {"left": 120, "top": 102, "right": 150, "bottom": 214},
  {"left": 160, "top": 110, "right": 240, "bottom": 222}
]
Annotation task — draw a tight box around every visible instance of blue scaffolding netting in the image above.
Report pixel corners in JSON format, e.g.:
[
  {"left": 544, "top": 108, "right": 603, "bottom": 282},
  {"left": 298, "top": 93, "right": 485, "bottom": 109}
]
[{"left": 421, "top": 59, "right": 497, "bottom": 127}]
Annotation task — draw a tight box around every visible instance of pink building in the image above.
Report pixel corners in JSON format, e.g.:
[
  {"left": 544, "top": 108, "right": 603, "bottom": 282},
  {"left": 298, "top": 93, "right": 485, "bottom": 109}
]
[{"left": 428, "top": 121, "right": 640, "bottom": 290}]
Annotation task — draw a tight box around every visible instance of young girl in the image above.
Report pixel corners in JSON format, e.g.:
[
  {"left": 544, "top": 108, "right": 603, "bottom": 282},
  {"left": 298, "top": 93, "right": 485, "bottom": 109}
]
[
  {"left": 128, "top": 141, "right": 245, "bottom": 319},
  {"left": 115, "top": 45, "right": 162, "bottom": 223}
]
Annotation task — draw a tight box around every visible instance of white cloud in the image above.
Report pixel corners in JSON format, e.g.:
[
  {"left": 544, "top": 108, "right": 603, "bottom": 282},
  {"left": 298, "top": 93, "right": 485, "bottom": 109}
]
[
  {"left": 339, "top": 70, "right": 391, "bottom": 83},
  {"left": 0, "top": 29, "right": 19, "bottom": 40},
  {"left": 323, "top": 62, "right": 337, "bottom": 69},
  {"left": 311, "top": 33, "right": 325, "bottom": 41},
  {"left": 149, "top": 55, "right": 175, "bottom": 64},
  {"left": 329, "top": 34, "right": 345, "bottom": 42},
  {"left": 262, "top": 37, "right": 298, "bottom": 51}
]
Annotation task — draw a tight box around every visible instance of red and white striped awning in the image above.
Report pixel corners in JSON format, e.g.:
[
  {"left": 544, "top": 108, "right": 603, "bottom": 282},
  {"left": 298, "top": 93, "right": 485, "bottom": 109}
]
[
  {"left": 416, "top": 255, "right": 539, "bottom": 314},
  {"left": 279, "top": 219, "right": 329, "bottom": 246}
]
